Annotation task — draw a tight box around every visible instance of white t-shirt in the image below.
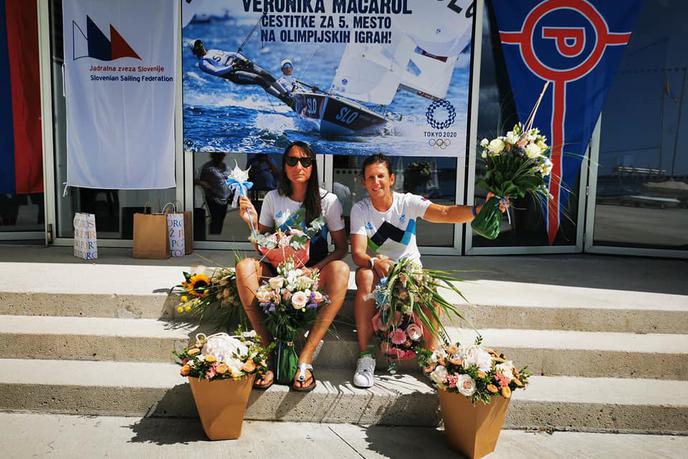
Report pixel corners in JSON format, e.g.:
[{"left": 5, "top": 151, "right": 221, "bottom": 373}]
[
  {"left": 350, "top": 192, "right": 431, "bottom": 264},
  {"left": 259, "top": 188, "right": 345, "bottom": 234}
]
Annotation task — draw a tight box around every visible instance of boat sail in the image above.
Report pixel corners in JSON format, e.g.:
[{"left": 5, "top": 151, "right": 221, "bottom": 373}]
[{"left": 330, "top": 0, "right": 474, "bottom": 104}]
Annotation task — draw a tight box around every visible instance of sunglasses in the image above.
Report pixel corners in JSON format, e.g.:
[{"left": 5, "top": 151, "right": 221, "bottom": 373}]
[{"left": 285, "top": 156, "right": 314, "bottom": 168}]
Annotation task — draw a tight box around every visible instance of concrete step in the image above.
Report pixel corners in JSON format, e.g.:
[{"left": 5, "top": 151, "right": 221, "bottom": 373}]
[
  {"left": 3, "top": 316, "right": 687, "bottom": 379},
  {"left": 0, "top": 358, "right": 686, "bottom": 434},
  {"left": 4, "top": 289, "right": 688, "bottom": 335},
  {"left": 0, "top": 315, "right": 190, "bottom": 363},
  {"left": 318, "top": 325, "right": 688, "bottom": 380},
  {"left": 444, "top": 327, "right": 688, "bottom": 380}
]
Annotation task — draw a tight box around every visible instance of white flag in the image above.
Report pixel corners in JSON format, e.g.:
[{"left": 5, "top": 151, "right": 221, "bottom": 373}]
[{"left": 63, "top": 0, "right": 177, "bottom": 189}]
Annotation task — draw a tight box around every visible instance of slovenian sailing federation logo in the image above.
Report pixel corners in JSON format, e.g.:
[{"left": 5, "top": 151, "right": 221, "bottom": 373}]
[{"left": 72, "top": 16, "right": 140, "bottom": 61}]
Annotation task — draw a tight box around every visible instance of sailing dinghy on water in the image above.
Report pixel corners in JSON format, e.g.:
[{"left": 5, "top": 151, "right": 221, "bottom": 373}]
[{"left": 205, "top": 0, "right": 474, "bottom": 137}]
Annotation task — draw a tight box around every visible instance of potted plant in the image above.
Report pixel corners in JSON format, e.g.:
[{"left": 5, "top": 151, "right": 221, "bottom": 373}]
[
  {"left": 418, "top": 338, "right": 530, "bottom": 458},
  {"left": 175, "top": 331, "right": 272, "bottom": 440}
]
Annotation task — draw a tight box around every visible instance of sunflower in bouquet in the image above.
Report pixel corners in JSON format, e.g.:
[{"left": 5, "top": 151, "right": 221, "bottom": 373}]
[
  {"left": 369, "top": 258, "right": 465, "bottom": 373},
  {"left": 418, "top": 337, "right": 530, "bottom": 403},
  {"left": 254, "top": 257, "right": 330, "bottom": 384},
  {"left": 472, "top": 122, "right": 552, "bottom": 240},
  {"left": 175, "top": 267, "right": 246, "bottom": 330},
  {"left": 251, "top": 216, "right": 326, "bottom": 268}
]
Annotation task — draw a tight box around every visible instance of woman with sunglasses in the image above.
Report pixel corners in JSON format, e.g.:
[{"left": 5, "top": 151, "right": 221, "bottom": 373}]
[{"left": 236, "top": 141, "right": 350, "bottom": 392}]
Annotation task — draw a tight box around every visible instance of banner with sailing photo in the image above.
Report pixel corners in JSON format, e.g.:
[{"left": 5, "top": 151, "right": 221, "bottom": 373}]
[{"left": 182, "top": 0, "right": 475, "bottom": 157}]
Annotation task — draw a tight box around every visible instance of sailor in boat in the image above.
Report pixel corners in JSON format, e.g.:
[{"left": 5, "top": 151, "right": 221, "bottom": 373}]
[
  {"left": 276, "top": 58, "right": 304, "bottom": 94},
  {"left": 192, "top": 40, "right": 294, "bottom": 108}
]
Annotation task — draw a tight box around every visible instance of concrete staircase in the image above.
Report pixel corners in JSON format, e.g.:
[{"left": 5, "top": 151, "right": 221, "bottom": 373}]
[{"left": 1, "top": 261, "right": 687, "bottom": 434}]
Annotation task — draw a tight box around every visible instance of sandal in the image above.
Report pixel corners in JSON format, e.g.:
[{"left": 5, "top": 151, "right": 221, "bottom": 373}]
[
  {"left": 253, "top": 369, "right": 274, "bottom": 391},
  {"left": 291, "top": 362, "right": 316, "bottom": 392}
]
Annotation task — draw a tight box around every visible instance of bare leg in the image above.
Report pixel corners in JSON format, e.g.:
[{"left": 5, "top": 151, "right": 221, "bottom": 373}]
[
  {"left": 235, "top": 258, "right": 274, "bottom": 387},
  {"left": 293, "top": 260, "right": 350, "bottom": 388},
  {"left": 421, "top": 304, "right": 441, "bottom": 351},
  {"left": 354, "top": 267, "right": 378, "bottom": 353}
]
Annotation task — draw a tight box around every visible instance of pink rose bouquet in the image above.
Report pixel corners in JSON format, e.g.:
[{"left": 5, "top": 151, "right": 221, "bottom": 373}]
[{"left": 368, "top": 257, "right": 466, "bottom": 373}]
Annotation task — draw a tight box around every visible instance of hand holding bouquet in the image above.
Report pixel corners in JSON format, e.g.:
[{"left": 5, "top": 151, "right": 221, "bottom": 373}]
[
  {"left": 418, "top": 337, "right": 530, "bottom": 403},
  {"left": 254, "top": 257, "right": 330, "bottom": 383},
  {"left": 472, "top": 123, "right": 552, "bottom": 239}
]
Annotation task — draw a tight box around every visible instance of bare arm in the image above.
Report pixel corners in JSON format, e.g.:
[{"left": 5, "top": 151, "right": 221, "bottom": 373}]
[
  {"left": 422, "top": 192, "right": 503, "bottom": 223},
  {"left": 422, "top": 202, "right": 478, "bottom": 224},
  {"left": 351, "top": 234, "right": 392, "bottom": 277}
]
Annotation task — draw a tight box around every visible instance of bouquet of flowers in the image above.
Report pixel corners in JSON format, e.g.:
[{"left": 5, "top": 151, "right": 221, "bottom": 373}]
[
  {"left": 174, "top": 267, "right": 245, "bottom": 331},
  {"left": 472, "top": 122, "right": 552, "bottom": 239},
  {"left": 174, "top": 330, "right": 272, "bottom": 381},
  {"left": 418, "top": 337, "right": 530, "bottom": 404},
  {"left": 252, "top": 216, "right": 325, "bottom": 268},
  {"left": 369, "top": 257, "right": 466, "bottom": 373},
  {"left": 254, "top": 257, "right": 330, "bottom": 383}
]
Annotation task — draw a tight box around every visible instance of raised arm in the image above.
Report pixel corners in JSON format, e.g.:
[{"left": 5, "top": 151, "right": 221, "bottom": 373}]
[{"left": 422, "top": 192, "right": 503, "bottom": 223}]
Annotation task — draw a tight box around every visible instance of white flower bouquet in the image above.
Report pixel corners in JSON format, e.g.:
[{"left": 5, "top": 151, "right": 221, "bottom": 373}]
[
  {"left": 252, "top": 216, "right": 326, "bottom": 268},
  {"left": 254, "top": 257, "right": 330, "bottom": 384},
  {"left": 417, "top": 338, "right": 530, "bottom": 403},
  {"left": 473, "top": 122, "right": 552, "bottom": 239},
  {"left": 175, "top": 331, "right": 272, "bottom": 381}
]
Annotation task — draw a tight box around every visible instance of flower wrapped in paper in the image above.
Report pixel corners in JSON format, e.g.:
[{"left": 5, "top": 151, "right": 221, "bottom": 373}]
[
  {"left": 418, "top": 337, "right": 531, "bottom": 458},
  {"left": 473, "top": 83, "right": 552, "bottom": 240},
  {"left": 174, "top": 330, "right": 273, "bottom": 440},
  {"left": 252, "top": 216, "right": 325, "bottom": 268},
  {"left": 254, "top": 257, "right": 330, "bottom": 383},
  {"left": 368, "top": 258, "right": 466, "bottom": 373},
  {"left": 224, "top": 161, "right": 253, "bottom": 209}
]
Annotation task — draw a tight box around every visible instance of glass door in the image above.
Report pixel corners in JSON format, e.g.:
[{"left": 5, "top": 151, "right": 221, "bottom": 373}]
[{"left": 585, "top": 0, "right": 688, "bottom": 258}]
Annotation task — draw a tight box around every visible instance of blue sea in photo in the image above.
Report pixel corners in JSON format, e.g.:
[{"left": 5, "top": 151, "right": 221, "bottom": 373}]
[{"left": 182, "top": 17, "right": 471, "bottom": 156}]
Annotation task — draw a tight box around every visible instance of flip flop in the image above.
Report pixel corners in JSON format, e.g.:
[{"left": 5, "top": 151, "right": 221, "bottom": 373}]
[
  {"left": 253, "top": 369, "right": 274, "bottom": 390},
  {"left": 291, "top": 362, "right": 316, "bottom": 392}
]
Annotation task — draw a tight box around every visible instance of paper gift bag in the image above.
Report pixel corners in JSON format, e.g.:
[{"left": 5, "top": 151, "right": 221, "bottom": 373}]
[
  {"left": 132, "top": 212, "right": 169, "bottom": 259},
  {"left": 73, "top": 213, "right": 97, "bottom": 260},
  {"left": 183, "top": 210, "right": 193, "bottom": 254},
  {"left": 163, "top": 203, "right": 185, "bottom": 257}
]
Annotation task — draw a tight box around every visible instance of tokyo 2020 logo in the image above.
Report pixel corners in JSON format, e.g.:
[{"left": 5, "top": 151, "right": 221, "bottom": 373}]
[{"left": 425, "top": 99, "right": 456, "bottom": 130}]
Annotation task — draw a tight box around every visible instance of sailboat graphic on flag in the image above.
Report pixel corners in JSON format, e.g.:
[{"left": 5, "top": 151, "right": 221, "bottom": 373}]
[{"left": 72, "top": 15, "right": 140, "bottom": 61}]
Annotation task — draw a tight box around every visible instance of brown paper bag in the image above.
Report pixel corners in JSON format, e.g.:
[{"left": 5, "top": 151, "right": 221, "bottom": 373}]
[
  {"left": 183, "top": 210, "right": 193, "bottom": 254},
  {"left": 132, "top": 213, "right": 169, "bottom": 259}
]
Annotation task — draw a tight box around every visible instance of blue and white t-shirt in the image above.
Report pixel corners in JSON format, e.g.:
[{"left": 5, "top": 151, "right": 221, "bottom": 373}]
[{"left": 350, "top": 192, "right": 431, "bottom": 264}]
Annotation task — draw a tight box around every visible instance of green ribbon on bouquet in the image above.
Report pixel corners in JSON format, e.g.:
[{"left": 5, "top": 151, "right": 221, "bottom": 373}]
[{"left": 471, "top": 196, "right": 504, "bottom": 240}]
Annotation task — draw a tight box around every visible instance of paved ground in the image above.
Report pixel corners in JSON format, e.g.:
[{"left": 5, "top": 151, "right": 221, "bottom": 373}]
[{"left": 0, "top": 413, "right": 685, "bottom": 459}]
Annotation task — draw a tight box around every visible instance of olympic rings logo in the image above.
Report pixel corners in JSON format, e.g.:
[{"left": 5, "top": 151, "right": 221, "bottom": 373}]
[
  {"left": 428, "top": 138, "right": 451, "bottom": 149},
  {"left": 425, "top": 99, "right": 456, "bottom": 129}
]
